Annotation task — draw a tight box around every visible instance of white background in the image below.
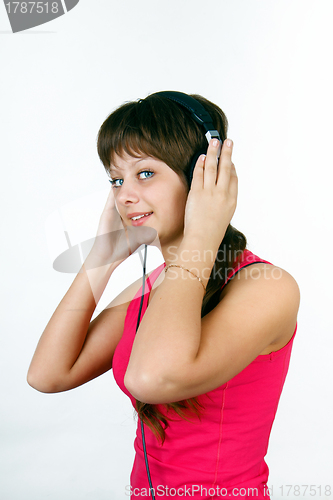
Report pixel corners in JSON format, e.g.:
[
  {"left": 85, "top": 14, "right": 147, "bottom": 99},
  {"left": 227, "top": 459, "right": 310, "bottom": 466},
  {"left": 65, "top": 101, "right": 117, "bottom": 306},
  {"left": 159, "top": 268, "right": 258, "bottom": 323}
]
[{"left": 1, "top": 1, "right": 332, "bottom": 499}]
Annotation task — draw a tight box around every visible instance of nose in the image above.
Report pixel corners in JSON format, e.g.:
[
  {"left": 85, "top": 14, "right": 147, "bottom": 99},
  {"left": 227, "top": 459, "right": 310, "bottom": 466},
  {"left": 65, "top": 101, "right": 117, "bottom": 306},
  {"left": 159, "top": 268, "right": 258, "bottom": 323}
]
[{"left": 115, "top": 178, "right": 141, "bottom": 208}]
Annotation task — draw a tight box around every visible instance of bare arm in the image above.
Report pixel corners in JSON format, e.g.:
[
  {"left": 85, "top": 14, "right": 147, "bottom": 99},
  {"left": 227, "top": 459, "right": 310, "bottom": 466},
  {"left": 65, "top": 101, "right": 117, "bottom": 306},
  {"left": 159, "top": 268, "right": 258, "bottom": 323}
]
[
  {"left": 125, "top": 255, "right": 300, "bottom": 404},
  {"left": 27, "top": 255, "right": 149, "bottom": 393},
  {"left": 27, "top": 255, "right": 111, "bottom": 392},
  {"left": 27, "top": 188, "right": 157, "bottom": 393}
]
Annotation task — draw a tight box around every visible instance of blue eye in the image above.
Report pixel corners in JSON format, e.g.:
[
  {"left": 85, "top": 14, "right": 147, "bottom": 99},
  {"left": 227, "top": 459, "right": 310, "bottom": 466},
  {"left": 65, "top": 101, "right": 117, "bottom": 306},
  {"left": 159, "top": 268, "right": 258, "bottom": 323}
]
[
  {"left": 139, "top": 170, "right": 154, "bottom": 179},
  {"left": 109, "top": 178, "right": 123, "bottom": 188},
  {"left": 110, "top": 170, "right": 154, "bottom": 188}
]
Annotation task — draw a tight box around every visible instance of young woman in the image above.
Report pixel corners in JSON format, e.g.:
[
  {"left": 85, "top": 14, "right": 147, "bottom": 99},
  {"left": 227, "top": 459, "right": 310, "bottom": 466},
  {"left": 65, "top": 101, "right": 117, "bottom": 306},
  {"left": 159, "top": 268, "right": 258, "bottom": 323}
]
[{"left": 28, "top": 92, "right": 300, "bottom": 499}]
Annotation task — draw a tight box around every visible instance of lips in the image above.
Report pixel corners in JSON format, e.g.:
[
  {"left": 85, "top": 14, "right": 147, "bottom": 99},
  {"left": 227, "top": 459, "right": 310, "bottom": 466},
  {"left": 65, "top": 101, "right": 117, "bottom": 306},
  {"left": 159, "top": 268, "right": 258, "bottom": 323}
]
[
  {"left": 129, "top": 212, "right": 153, "bottom": 226},
  {"left": 127, "top": 212, "right": 153, "bottom": 220}
]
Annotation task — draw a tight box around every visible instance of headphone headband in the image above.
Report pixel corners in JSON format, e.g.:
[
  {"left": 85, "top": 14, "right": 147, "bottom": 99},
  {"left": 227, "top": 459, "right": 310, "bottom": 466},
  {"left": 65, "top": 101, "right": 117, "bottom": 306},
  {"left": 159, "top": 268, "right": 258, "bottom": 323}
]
[{"left": 151, "top": 91, "right": 221, "bottom": 144}]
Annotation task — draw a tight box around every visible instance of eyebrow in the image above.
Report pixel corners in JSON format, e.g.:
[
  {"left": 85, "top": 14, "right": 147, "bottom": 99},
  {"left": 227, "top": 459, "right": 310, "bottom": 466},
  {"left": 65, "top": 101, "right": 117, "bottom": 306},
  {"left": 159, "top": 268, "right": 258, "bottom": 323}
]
[
  {"left": 109, "top": 165, "right": 123, "bottom": 173},
  {"left": 109, "top": 157, "right": 150, "bottom": 173}
]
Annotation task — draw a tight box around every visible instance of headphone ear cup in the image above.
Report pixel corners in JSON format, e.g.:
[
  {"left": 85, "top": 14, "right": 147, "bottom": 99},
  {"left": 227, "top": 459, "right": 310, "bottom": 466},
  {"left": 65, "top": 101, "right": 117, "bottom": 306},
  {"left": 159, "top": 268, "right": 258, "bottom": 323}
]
[{"left": 186, "top": 148, "right": 207, "bottom": 188}]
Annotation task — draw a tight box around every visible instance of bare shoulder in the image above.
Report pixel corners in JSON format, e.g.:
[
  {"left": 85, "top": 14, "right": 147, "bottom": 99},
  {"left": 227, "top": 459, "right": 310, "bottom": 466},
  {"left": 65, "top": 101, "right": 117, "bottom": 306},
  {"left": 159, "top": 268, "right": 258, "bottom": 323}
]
[
  {"left": 221, "top": 262, "right": 300, "bottom": 298},
  {"left": 217, "top": 262, "right": 300, "bottom": 353},
  {"left": 158, "top": 262, "right": 301, "bottom": 398}
]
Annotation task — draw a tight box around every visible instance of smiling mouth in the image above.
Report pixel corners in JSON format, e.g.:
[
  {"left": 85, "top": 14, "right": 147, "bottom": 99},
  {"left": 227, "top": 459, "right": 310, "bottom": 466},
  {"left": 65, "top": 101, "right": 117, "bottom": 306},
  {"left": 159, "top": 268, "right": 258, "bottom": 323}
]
[
  {"left": 130, "top": 212, "right": 153, "bottom": 225},
  {"left": 130, "top": 212, "right": 153, "bottom": 221}
]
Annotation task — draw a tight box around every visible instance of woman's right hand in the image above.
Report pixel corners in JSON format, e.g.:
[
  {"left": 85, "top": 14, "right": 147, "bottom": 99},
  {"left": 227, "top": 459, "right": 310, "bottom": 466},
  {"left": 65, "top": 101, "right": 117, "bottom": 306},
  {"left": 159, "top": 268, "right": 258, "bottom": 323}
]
[{"left": 86, "top": 188, "right": 158, "bottom": 269}]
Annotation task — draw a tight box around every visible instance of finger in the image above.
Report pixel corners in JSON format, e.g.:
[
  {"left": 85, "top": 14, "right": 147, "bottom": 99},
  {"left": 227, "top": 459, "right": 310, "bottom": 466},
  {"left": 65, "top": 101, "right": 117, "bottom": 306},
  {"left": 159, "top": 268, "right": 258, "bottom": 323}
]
[
  {"left": 103, "top": 186, "right": 116, "bottom": 211},
  {"left": 124, "top": 224, "right": 132, "bottom": 256},
  {"left": 120, "top": 214, "right": 127, "bottom": 229},
  {"left": 216, "top": 139, "right": 233, "bottom": 191},
  {"left": 190, "top": 153, "right": 205, "bottom": 190},
  {"left": 204, "top": 139, "right": 221, "bottom": 189},
  {"left": 229, "top": 162, "right": 238, "bottom": 200}
]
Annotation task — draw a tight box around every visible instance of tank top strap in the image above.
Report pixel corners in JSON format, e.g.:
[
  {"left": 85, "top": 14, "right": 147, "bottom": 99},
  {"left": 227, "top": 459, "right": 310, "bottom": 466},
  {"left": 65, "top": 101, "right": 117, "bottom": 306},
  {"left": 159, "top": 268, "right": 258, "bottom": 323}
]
[
  {"left": 133, "top": 262, "right": 166, "bottom": 301},
  {"left": 221, "top": 249, "right": 273, "bottom": 291},
  {"left": 146, "top": 262, "right": 166, "bottom": 292}
]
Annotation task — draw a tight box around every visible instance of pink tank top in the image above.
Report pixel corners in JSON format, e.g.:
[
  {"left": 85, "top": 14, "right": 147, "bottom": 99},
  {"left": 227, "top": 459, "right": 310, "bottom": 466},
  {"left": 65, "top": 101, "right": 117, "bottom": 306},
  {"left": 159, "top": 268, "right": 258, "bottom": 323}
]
[{"left": 112, "top": 249, "right": 297, "bottom": 499}]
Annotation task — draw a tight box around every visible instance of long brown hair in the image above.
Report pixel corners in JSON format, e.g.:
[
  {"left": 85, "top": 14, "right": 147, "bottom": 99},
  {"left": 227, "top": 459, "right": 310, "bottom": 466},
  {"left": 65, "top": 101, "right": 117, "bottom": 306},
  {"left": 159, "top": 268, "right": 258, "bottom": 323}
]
[{"left": 97, "top": 92, "right": 247, "bottom": 443}]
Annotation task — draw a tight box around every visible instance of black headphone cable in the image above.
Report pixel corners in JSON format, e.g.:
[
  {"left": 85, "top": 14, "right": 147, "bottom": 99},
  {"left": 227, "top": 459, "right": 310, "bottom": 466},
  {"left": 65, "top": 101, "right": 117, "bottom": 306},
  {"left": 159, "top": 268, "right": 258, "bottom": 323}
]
[{"left": 135, "top": 244, "right": 156, "bottom": 500}]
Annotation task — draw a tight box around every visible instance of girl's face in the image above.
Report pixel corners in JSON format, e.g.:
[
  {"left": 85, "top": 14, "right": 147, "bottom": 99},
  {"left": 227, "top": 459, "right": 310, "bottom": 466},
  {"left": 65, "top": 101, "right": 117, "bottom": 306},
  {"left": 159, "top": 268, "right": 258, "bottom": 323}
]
[{"left": 109, "top": 152, "right": 188, "bottom": 249}]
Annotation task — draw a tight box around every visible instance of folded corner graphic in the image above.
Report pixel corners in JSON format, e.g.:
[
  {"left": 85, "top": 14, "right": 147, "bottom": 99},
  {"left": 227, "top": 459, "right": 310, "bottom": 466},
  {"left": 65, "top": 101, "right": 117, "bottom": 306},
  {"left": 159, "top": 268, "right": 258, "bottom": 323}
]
[
  {"left": 53, "top": 227, "right": 158, "bottom": 273},
  {"left": 64, "top": 0, "right": 80, "bottom": 12},
  {"left": 3, "top": 0, "right": 80, "bottom": 33}
]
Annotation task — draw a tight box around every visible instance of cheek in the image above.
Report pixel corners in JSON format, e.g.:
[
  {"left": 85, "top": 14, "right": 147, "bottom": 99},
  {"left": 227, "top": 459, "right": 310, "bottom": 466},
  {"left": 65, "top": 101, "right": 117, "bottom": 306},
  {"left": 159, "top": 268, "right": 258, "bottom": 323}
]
[
  {"left": 174, "top": 189, "right": 188, "bottom": 210},
  {"left": 171, "top": 193, "right": 187, "bottom": 220}
]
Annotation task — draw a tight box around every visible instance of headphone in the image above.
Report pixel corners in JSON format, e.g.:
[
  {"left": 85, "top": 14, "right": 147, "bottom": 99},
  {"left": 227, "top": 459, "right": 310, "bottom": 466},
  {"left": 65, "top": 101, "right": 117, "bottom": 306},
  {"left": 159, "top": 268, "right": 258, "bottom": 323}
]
[{"left": 133, "top": 91, "right": 223, "bottom": 498}]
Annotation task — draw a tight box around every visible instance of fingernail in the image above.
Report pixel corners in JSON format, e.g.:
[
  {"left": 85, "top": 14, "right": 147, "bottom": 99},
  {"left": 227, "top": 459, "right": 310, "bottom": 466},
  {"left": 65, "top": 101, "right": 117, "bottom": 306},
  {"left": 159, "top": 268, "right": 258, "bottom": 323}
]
[
  {"left": 213, "top": 139, "right": 219, "bottom": 147},
  {"left": 226, "top": 139, "right": 232, "bottom": 148},
  {"left": 200, "top": 154, "right": 206, "bottom": 161}
]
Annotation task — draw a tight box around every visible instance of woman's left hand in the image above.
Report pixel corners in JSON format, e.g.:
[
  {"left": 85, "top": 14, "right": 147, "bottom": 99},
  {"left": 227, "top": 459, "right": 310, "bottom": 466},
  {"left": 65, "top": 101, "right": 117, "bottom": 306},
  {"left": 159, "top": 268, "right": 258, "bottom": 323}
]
[{"left": 183, "top": 138, "right": 238, "bottom": 249}]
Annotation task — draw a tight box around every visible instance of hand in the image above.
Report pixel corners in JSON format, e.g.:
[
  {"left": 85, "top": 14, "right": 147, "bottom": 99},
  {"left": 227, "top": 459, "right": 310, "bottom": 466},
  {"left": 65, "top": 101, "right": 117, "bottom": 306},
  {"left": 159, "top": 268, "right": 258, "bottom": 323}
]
[
  {"left": 183, "top": 138, "right": 238, "bottom": 250},
  {"left": 86, "top": 188, "right": 158, "bottom": 268}
]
